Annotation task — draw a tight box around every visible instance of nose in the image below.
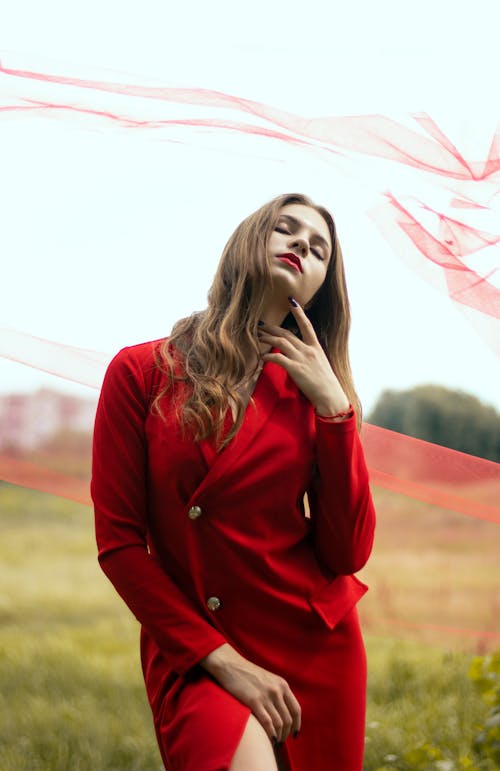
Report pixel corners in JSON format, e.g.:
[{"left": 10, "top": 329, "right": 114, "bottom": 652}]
[{"left": 288, "top": 236, "right": 309, "bottom": 258}]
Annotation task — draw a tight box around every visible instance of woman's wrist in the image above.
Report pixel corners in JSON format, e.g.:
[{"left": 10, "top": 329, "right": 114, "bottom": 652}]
[
  {"left": 313, "top": 380, "right": 350, "bottom": 417},
  {"left": 199, "top": 643, "right": 241, "bottom": 676},
  {"left": 314, "top": 397, "right": 351, "bottom": 417},
  {"left": 315, "top": 403, "right": 354, "bottom": 421}
]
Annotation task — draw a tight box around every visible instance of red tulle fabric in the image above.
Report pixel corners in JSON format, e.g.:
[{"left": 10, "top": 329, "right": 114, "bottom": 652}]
[
  {"left": 1, "top": 58, "right": 498, "bottom": 349},
  {"left": 1, "top": 58, "right": 498, "bottom": 646}
]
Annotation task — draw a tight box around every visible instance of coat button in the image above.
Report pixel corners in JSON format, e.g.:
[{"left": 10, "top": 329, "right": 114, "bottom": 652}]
[
  {"left": 206, "top": 596, "right": 221, "bottom": 611},
  {"left": 188, "top": 505, "right": 202, "bottom": 520}
]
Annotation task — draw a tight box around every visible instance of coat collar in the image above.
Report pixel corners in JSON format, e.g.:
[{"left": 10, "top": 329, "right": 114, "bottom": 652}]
[{"left": 189, "top": 353, "right": 290, "bottom": 504}]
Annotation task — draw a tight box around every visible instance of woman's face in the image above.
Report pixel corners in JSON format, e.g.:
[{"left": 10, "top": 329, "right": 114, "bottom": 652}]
[{"left": 266, "top": 203, "right": 332, "bottom": 308}]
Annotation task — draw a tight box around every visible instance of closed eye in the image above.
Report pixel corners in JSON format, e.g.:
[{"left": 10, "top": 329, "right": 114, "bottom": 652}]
[{"left": 275, "top": 225, "right": 325, "bottom": 260}]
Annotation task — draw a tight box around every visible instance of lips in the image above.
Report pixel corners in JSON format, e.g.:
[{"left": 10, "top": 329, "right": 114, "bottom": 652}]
[{"left": 276, "top": 252, "right": 303, "bottom": 273}]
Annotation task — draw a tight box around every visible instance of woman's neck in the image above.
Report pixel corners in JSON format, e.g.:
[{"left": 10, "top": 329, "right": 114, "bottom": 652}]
[{"left": 259, "top": 296, "right": 290, "bottom": 327}]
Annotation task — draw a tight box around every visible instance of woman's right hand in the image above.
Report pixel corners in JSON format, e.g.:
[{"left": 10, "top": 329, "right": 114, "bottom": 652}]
[{"left": 200, "top": 643, "right": 301, "bottom": 744}]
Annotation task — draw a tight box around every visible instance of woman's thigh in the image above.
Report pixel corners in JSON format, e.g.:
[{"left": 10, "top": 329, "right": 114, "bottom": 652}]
[
  {"left": 229, "top": 714, "right": 279, "bottom": 771},
  {"left": 155, "top": 669, "right": 252, "bottom": 771}
]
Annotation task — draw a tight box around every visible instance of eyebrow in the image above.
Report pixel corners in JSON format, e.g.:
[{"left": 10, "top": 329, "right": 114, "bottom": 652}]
[{"left": 278, "top": 214, "right": 331, "bottom": 254}]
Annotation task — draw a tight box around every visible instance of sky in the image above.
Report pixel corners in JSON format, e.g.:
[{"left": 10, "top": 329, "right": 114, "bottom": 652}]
[{"left": 1, "top": 0, "right": 499, "bottom": 415}]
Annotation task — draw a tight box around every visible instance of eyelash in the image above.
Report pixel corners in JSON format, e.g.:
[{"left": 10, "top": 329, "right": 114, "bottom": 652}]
[{"left": 274, "top": 226, "right": 325, "bottom": 260}]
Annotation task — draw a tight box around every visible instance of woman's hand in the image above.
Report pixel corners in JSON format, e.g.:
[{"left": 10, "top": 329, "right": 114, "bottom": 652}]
[
  {"left": 258, "top": 297, "right": 350, "bottom": 416},
  {"left": 200, "top": 643, "right": 301, "bottom": 744}
]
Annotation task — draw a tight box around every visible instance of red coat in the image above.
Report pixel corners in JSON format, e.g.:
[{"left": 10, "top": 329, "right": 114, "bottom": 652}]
[{"left": 91, "top": 338, "right": 376, "bottom": 771}]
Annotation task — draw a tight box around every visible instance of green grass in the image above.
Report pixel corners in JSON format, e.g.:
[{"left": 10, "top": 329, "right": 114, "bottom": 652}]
[
  {"left": 0, "top": 483, "right": 497, "bottom": 770},
  {"left": 364, "top": 638, "right": 493, "bottom": 770}
]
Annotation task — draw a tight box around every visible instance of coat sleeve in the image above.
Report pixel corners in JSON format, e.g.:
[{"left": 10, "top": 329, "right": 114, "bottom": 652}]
[
  {"left": 91, "top": 346, "right": 227, "bottom": 676},
  {"left": 307, "top": 411, "right": 376, "bottom": 575}
]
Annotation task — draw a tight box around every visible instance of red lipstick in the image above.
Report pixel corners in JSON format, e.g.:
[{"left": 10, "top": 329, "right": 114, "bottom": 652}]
[{"left": 276, "top": 253, "right": 302, "bottom": 273}]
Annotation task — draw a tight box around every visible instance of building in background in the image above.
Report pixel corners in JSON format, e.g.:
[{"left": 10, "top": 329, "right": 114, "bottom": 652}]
[{"left": 0, "top": 389, "right": 97, "bottom": 450}]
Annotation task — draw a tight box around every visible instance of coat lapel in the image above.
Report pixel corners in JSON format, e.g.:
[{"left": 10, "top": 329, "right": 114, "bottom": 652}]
[{"left": 189, "top": 355, "right": 289, "bottom": 504}]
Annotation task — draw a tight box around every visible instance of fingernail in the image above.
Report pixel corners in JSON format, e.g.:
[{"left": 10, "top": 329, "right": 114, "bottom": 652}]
[
  {"left": 257, "top": 332, "right": 262, "bottom": 338},
  {"left": 258, "top": 319, "right": 265, "bottom": 326},
  {"left": 272, "top": 736, "right": 278, "bottom": 744},
  {"left": 288, "top": 296, "right": 298, "bottom": 307},
  {"left": 293, "top": 730, "right": 299, "bottom": 739}
]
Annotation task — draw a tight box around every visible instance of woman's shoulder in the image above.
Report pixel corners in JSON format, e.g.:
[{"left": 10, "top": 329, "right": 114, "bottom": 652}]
[
  {"left": 118, "top": 336, "right": 169, "bottom": 364},
  {"left": 103, "top": 336, "right": 172, "bottom": 391}
]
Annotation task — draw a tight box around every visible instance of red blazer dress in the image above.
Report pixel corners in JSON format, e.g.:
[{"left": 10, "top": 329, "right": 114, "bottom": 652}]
[{"left": 91, "top": 338, "right": 376, "bottom": 771}]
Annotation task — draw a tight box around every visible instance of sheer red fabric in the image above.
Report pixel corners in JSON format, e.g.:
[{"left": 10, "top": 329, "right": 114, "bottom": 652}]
[{"left": 1, "top": 57, "right": 498, "bottom": 647}]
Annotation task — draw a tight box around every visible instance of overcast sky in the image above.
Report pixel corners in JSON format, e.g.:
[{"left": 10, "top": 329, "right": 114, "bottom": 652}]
[{"left": 1, "top": 0, "right": 499, "bottom": 414}]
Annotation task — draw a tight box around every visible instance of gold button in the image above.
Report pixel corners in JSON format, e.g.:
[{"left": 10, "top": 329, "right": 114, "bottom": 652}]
[
  {"left": 188, "top": 505, "right": 202, "bottom": 520},
  {"left": 206, "top": 596, "right": 221, "bottom": 611}
]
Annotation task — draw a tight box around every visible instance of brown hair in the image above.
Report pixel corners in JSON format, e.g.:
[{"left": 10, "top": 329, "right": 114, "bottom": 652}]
[{"left": 152, "top": 193, "right": 362, "bottom": 445}]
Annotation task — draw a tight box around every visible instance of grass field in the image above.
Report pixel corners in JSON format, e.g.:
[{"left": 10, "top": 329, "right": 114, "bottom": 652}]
[
  {"left": 0, "top": 482, "right": 498, "bottom": 770},
  {"left": 357, "top": 489, "right": 500, "bottom": 654}
]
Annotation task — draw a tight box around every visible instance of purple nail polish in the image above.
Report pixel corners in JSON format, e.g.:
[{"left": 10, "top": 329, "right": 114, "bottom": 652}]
[
  {"left": 288, "top": 296, "right": 298, "bottom": 307},
  {"left": 258, "top": 319, "right": 264, "bottom": 326}
]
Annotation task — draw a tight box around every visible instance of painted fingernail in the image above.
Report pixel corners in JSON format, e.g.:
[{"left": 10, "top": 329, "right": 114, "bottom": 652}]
[
  {"left": 257, "top": 332, "right": 262, "bottom": 338},
  {"left": 258, "top": 319, "right": 265, "bottom": 326},
  {"left": 288, "top": 296, "right": 298, "bottom": 307},
  {"left": 272, "top": 736, "right": 278, "bottom": 744},
  {"left": 293, "top": 730, "right": 299, "bottom": 739}
]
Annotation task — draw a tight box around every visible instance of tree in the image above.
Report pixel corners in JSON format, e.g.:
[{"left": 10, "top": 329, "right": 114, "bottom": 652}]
[{"left": 367, "top": 385, "right": 500, "bottom": 462}]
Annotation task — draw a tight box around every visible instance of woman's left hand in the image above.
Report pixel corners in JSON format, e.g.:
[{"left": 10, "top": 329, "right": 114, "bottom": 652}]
[{"left": 258, "top": 298, "right": 350, "bottom": 416}]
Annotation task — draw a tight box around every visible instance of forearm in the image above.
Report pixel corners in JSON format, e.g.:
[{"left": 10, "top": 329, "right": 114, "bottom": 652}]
[
  {"left": 99, "top": 544, "right": 227, "bottom": 676},
  {"left": 313, "top": 387, "right": 351, "bottom": 419},
  {"left": 199, "top": 642, "right": 245, "bottom": 677},
  {"left": 309, "top": 413, "right": 376, "bottom": 575}
]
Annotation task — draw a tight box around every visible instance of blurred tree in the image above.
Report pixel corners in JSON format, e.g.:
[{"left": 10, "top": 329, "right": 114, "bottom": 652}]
[{"left": 367, "top": 385, "right": 500, "bottom": 462}]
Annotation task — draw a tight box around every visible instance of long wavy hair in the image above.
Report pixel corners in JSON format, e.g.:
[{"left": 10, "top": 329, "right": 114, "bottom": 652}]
[{"left": 152, "top": 193, "right": 362, "bottom": 446}]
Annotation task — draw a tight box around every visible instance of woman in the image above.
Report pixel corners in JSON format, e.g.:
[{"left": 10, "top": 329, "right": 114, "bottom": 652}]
[{"left": 91, "top": 192, "right": 376, "bottom": 771}]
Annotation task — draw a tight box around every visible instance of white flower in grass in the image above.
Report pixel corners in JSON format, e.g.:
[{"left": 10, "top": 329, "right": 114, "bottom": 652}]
[{"left": 435, "top": 761, "right": 454, "bottom": 771}]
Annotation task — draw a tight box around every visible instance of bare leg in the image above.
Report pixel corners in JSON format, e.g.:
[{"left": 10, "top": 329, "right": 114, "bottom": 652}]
[{"left": 229, "top": 714, "right": 279, "bottom": 771}]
